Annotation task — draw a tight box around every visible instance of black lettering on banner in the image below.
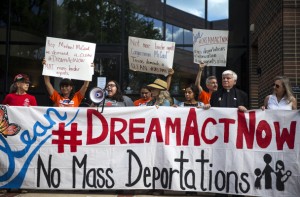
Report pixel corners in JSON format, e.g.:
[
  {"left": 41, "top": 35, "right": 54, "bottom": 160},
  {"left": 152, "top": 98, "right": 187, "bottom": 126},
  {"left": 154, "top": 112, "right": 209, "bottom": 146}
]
[
  {"left": 143, "top": 167, "right": 151, "bottom": 187},
  {"left": 126, "top": 149, "right": 142, "bottom": 187},
  {"left": 72, "top": 154, "right": 87, "bottom": 188},
  {"left": 72, "top": 154, "right": 115, "bottom": 189},
  {"left": 239, "top": 173, "right": 250, "bottom": 193},
  {"left": 215, "top": 170, "right": 226, "bottom": 191},
  {"left": 184, "top": 170, "right": 196, "bottom": 190},
  {"left": 195, "top": 150, "right": 209, "bottom": 191},
  {"left": 174, "top": 150, "right": 189, "bottom": 190},
  {"left": 37, "top": 155, "right": 61, "bottom": 188},
  {"left": 226, "top": 171, "right": 238, "bottom": 193}
]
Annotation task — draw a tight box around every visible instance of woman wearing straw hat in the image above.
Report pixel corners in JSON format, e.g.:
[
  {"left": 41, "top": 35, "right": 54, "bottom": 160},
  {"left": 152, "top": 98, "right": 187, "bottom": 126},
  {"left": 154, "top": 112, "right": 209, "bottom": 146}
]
[{"left": 146, "top": 78, "right": 173, "bottom": 106}]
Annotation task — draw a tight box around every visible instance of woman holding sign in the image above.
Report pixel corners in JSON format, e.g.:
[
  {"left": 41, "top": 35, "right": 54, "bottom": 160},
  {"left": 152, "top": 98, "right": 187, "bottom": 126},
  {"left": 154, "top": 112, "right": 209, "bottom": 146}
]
[{"left": 42, "top": 59, "right": 92, "bottom": 107}]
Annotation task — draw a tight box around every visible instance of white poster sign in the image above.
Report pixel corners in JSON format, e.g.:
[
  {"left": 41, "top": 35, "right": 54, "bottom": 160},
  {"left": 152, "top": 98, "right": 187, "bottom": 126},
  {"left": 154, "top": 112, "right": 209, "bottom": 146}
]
[
  {"left": 43, "top": 37, "right": 96, "bottom": 81},
  {"left": 0, "top": 105, "right": 299, "bottom": 197},
  {"left": 128, "top": 36, "right": 175, "bottom": 76},
  {"left": 193, "top": 29, "right": 228, "bottom": 66}
]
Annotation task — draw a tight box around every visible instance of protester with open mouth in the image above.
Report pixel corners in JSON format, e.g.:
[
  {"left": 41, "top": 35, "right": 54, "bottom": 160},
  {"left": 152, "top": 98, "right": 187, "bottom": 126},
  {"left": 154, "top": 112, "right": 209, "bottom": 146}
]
[{"left": 102, "top": 80, "right": 133, "bottom": 107}]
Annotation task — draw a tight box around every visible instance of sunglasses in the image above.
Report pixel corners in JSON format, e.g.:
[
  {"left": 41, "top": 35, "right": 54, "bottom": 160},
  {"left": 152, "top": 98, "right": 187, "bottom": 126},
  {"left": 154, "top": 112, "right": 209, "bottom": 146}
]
[{"left": 273, "top": 84, "right": 281, "bottom": 88}]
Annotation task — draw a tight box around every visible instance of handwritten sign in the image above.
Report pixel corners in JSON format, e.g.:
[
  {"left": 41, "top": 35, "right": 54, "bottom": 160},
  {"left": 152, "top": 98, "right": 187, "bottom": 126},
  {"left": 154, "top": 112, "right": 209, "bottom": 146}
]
[
  {"left": 128, "top": 36, "right": 175, "bottom": 76},
  {"left": 193, "top": 29, "right": 228, "bottom": 67},
  {"left": 0, "top": 105, "right": 299, "bottom": 196},
  {"left": 43, "top": 37, "right": 96, "bottom": 81}
]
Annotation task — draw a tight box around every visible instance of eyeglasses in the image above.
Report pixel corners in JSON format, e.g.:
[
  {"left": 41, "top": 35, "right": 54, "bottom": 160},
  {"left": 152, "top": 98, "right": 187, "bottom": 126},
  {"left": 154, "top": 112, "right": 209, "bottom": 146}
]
[
  {"left": 273, "top": 83, "right": 281, "bottom": 88},
  {"left": 106, "top": 84, "right": 116, "bottom": 88}
]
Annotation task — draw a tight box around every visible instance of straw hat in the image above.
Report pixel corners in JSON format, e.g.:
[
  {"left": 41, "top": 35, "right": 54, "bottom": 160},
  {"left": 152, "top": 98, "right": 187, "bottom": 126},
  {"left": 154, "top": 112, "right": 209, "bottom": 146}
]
[{"left": 147, "top": 79, "right": 167, "bottom": 90}]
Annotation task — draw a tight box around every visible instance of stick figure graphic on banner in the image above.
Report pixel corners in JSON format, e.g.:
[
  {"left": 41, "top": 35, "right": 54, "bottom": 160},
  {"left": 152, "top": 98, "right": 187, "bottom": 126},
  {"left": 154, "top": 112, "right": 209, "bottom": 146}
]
[
  {"left": 254, "top": 168, "right": 262, "bottom": 189},
  {"left": 261, "top": 153, "right": 274, "bottom": 189},
  {"left": 255, "top": 154, "right": 292, "bottom": 192},
  {"left": 275, "top": 160, "right": 292, "bottom": 191}
]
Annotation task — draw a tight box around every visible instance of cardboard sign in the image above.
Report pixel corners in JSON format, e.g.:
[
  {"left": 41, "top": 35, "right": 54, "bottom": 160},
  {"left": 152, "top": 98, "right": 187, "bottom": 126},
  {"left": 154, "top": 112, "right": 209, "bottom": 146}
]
[
  {"left": 193, "top": 29, "right": 228, "bottom": 66},
  {"left": 128, "top": 36, "right": 175, "bottom": 76},
  {"left": 43, "top": 37, "right": 96, "bottom": 81}
]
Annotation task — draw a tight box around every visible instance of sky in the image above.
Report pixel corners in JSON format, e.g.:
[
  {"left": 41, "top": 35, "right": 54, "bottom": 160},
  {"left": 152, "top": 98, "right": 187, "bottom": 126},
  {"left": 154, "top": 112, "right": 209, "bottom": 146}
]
[{"left": 166, "top": 0, "right": 229, "bottom": 21}]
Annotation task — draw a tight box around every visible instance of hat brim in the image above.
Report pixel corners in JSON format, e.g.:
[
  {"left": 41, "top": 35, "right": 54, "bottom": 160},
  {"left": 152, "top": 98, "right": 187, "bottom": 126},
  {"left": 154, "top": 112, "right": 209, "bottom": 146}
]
[{"left": 147, "top": 84, "right": 166, "bottom": 90}]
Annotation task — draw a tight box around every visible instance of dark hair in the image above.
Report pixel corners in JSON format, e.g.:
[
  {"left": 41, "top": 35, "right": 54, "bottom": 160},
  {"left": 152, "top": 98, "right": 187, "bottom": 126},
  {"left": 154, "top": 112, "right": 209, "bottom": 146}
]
[
  {"left": 59, "top": 78, "right": 73, "bottom": 87},
  {"left": 185, "top": 84, "right": 198, "bottom": 100},
  {"left": 106, "top": 80, "right": 124, "bottom": 102},
  {"left": 140, "top": 86, "right": 151, "bottom": 92},
  {"left": 59, "top": 78, "right": 75, "bottom": 101}
]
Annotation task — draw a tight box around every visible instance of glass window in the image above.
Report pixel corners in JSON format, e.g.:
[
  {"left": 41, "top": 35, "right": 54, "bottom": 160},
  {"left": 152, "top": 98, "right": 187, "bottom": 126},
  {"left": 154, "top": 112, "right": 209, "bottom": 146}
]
[
  {"left": 53, "top": 0, "right": 122, "bottom": 43},
  {"left": 208, "top": 0, "right": 229, "bottom": 21},
  {"left": 10, "top": 0, "right": 49, "bottom": 42},
  {"left": 166, "top": 0, "right": 205, "bottom": 18}
]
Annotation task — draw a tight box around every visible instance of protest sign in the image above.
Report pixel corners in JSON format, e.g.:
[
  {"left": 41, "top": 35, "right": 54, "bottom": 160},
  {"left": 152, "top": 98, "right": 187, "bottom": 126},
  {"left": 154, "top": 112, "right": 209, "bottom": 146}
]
[
  {"left": 0, "top": 105, "right": 299, "bottom": 196},
  {"left": 193, "top": 29, "right": 228, "bottom": 66},
  {"left": 128, "top": 36, "right": 175, "bottom": 76},
  {"left": 43, "top": 37, "right": 96, "bottom": 81}
]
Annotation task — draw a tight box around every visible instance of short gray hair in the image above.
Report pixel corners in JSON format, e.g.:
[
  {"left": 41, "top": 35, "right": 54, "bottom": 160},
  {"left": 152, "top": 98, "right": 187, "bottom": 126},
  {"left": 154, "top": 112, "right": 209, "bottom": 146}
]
[{"left": 222, "top": 70, "right": 237, "bottom": 81}]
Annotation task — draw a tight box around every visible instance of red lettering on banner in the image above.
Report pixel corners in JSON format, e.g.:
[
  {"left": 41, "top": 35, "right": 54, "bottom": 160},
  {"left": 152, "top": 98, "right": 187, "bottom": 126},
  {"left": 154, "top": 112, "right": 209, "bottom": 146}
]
[
  {"left": 274, "top": 121, "right": 296, "bottom": 150},
  {"left": 183, "top": 108, "right": 200, "bottom": 146},
  {"left": 165, "top": 118, "right": 181, "bottom": 145},
  {"left": 146, "top": 118, "right": 163, "bottom": 143},
  {"left": 255, "top": 120, "right": 272, "bottom": 148},
  {"left": 219, "top": 118, "right": 235, "bottom": 143},
  {"left": 110, "top": 118, "right": 127, "bottom": 144},
  {"left": 129, "top": 118, "right": 145, "bottom": 144},
  {"left": 201, "top": 118, "right": 218, "bottom": 144},
  {"left": 236, "top": 111, "right": 256, "bottom": 149},
  {"left": 86, "top": 109, "right": 108, "bottom": 145}
]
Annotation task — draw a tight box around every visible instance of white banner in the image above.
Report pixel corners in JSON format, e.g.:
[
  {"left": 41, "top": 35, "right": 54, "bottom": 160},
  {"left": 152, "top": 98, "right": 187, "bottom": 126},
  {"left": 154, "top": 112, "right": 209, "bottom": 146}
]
[
  {"left": 193, "top": 29, "right": 228, "bottom": 66},
  {"left": 128, "top": 36, "right": 175, "bottom": 76},
  {"left": 43, "top": 37, "right": 96, "bottom": 81},
  {"left": 0, "top": 105, "right": 299, "bottom": 196}
]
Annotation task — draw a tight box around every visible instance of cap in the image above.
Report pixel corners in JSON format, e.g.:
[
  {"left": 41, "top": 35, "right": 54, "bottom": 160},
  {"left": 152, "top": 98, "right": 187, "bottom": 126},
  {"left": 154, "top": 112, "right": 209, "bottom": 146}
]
[
  {"left": 14, "top": 74, "right": 30, "bottom": 83},
  {"left": 147, "top": 79, "right": 167, "bottom": 90}
]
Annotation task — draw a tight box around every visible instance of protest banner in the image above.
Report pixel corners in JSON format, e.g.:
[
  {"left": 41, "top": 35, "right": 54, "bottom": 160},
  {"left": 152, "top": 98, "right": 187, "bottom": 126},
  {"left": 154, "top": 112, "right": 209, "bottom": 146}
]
[
  {"left": 43, "top": 37, "right": 96, "bottom": 81},
  {"left": 128, "top": 36, "right": 175, "bottom": 76},
  {"left": 0, "top": 105, "right": 299, "bottom": 196},
  {"left": 193, "top": 29, "right": 228, "bottom": 66}
]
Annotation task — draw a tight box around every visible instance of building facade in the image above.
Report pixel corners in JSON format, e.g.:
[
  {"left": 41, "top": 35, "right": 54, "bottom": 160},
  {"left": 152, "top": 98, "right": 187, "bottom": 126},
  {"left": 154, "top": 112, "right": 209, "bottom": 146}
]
[
  {"left": 249, "top": 0, "right": 300, "bottom": 108},
  {"left": 1, "top": 0, "right": 250, "bottom": 107}
]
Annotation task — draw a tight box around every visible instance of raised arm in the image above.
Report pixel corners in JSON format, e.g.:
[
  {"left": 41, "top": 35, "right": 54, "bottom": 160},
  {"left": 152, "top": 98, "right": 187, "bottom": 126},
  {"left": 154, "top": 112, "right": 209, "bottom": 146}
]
[
  {"left": 44, "top": 75, "right": 55, "bottom": 96},
  {"left": 166, "top": 68, "right": 174, "bottom": 91},
  {"left": 195, "top": 63, "right": 206, "bottom": 93},
  {"left": 79, "top": 81, "right": 90, "bottom": 97}
]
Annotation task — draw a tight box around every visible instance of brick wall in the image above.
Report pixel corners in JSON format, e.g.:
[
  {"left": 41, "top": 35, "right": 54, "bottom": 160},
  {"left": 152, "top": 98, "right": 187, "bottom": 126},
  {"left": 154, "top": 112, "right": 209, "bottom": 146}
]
[{"left": 249, "top": 0, "right": 300, "bottom": 108}]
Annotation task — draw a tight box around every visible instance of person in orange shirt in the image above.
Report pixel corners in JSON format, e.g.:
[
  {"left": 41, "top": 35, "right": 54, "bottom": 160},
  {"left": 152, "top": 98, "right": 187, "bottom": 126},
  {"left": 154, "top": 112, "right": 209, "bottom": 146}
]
[
  {"left": 133, "top": 86, "right": 152, "bottom": 106},
  {"left": 195, "top": 62, "right": 218, "bottom": 104},
  {"left": 42, "top": 59, "right": 92, "bottom": 107}
]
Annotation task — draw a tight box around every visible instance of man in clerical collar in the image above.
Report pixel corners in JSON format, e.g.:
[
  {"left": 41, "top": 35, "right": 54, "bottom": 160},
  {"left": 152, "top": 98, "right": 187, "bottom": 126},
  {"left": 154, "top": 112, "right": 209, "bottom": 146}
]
[{"left": 210, "top": 70, "right": 248, "bottom": 112}]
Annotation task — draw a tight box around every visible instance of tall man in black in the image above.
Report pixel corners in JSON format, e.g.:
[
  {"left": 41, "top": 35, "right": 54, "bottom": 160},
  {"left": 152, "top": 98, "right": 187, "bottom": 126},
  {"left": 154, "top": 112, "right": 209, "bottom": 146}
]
[
  {"left": 210, "top": 70, "right": 248, "bottom": 197},
  {"left": 210, "top": 70, "right": 248, "bottom": 112}
]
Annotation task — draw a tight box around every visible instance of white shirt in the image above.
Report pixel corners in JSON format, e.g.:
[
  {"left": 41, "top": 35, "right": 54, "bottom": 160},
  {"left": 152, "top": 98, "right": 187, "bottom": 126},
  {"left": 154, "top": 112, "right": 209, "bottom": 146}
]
[{"left": 267, "top": 94, "right": 292, "bottom": 110}]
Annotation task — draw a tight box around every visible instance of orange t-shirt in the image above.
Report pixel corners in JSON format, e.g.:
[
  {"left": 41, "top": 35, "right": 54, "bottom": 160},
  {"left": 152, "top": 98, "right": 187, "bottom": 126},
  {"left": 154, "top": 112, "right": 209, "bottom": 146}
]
[
  {"left": 50, "top": 90, "right": 84, "bottom": 107},
  {"left": 198, "top": 90, "right": 212, "bottom": 104},
  {"left": 134, "top": 98, "right": 152, "bottom": 106}
]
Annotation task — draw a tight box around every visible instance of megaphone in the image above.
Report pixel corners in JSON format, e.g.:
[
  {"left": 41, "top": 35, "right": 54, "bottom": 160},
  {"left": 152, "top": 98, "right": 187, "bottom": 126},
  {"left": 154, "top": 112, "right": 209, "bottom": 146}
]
[{"left": 89, "top": 87, "right": 107, "bottom": 113}]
